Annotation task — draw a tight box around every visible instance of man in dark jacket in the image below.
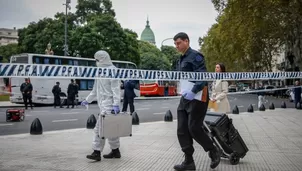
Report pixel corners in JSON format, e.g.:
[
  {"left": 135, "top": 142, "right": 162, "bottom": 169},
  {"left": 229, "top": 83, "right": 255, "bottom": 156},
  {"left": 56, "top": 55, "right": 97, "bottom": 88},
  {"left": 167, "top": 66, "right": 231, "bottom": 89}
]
[
  {"left": 52, "top": 82, "right": 63, "bottom": 108},
  {"left": 67, "top": 79, "right": 77, "bottom": 108},
  {"left": 20, "top": 78, "right": 33, "bottom": 109},
  {"left": 122, "top": 80, "right": 138, "bottom": 114},
  {"left": 173, "top": 32, "right": 221, "bottom": 171}
]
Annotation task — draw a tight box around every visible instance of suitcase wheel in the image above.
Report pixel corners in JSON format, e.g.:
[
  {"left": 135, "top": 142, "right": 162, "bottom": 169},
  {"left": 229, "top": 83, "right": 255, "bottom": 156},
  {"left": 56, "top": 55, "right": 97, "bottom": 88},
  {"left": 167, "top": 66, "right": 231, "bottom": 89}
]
[{"left": 229, "top": 153, "right": 240, "bottom": 165}]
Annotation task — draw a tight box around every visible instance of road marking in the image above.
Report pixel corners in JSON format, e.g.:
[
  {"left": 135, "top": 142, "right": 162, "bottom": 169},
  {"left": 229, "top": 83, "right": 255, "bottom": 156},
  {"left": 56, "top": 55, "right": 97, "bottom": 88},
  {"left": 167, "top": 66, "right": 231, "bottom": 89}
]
[
  {"left": 71, "top": 108, "right": 84, "bottom": 111},
  {"left": 238, "top": 106, "right": 244, "bottom": 108},
  {"left": 61, "top": 112, "right": 80, "bottom": 115},
  {"left": 136, "top": 108, "right": 149, "bottom": 111},
  {"left": 141, "top": 104, "right": 152, "bottom": 107},
  {"left": 0, "top": 123, "right": 13, "bottom": 126},
  {"left": 26, "top": 114, "right": 32, "bottom": 116},
  {"left": 31, "top": 110, "right": 49, "bottom": 113},
  {"left": 153, "top": 112, "right": 166, "bottom": 115},
  {"left": 161, "top": 107, "right": 169, "bottom": 109},
  {"left": 52, "top": 119, "right": 78, "bottom": 123}
]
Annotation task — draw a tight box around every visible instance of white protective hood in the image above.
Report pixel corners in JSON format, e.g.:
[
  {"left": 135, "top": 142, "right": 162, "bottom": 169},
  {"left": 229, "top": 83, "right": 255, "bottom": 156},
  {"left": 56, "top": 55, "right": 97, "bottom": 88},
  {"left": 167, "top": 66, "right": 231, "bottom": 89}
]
[{"left": 94, "top": 50, "right": 113, "bottom": 67}]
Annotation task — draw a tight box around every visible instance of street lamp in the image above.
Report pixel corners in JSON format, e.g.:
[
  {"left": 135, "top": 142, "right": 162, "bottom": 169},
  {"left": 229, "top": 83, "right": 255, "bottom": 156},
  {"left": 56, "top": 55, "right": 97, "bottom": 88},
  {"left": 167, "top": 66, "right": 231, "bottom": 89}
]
[
  {"left": 63, "top": 0, "right": 71, "bottom": 56},
  {"left": 161, "top": 38, "right": 173, "bottom": 47}
]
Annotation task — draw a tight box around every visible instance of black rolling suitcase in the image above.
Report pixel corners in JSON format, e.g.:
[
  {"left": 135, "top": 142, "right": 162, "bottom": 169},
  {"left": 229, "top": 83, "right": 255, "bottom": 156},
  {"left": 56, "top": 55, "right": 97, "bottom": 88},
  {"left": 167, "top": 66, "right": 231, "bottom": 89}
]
[{"left": 203, "top": 111, "right": 249, "bottom": 165}]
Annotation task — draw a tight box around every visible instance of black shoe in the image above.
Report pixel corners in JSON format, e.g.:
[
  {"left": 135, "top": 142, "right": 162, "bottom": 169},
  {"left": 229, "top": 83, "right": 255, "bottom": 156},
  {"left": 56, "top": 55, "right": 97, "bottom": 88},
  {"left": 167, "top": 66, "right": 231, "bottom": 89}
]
[
  {"left": 103, "top": 148, "right": 121, "bottom": 158},
  {"left": 208, "top": 145, "right": 221, "bottom": 169},
  {"left": 86, "top": 150, "right": 101, "bottom": 161},
  {"left": 173, "top": 154, "right": 196, "bottom": 171}
]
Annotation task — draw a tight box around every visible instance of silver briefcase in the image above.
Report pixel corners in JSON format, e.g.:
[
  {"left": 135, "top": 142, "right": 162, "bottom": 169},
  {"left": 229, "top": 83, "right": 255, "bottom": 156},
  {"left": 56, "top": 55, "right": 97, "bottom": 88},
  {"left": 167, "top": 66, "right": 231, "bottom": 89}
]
[{"left": 99, "top": 112, "right": 132, "bottom": 139}]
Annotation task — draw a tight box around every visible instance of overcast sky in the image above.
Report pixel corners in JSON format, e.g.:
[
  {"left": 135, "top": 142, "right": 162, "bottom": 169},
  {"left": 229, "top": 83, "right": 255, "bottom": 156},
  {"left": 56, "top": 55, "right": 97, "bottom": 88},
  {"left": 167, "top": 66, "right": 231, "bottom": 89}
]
[{"left": 0, "top": 0, "right": 218, "bottom": 50}]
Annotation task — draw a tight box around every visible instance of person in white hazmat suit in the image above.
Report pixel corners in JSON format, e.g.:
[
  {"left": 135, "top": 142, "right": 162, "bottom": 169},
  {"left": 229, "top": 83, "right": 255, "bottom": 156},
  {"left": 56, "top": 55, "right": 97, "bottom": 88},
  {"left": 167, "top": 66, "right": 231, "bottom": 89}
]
[{"left": 81, "top": 50, "right": 121, "bottom": 161}]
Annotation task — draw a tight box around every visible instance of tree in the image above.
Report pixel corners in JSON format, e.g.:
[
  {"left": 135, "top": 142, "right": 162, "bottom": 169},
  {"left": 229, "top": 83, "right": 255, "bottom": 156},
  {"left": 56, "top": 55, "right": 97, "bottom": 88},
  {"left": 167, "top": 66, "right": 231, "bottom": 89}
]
[
  {"left": 138, "top": 40, "right": 170, "bottom": 70},
  {"left": 76, "top": 0, "right": 115, "bottom": 23},
  {"left": 18, "top": 12, "right": 78, "bottom": 56},
  {"left": 206, "top": 0, "right": 302, "bottom": 72},
  {"left": 140, "top": 52, "right": 170, "bottom": 71},
  {"left": 0, "top": 44, "right": 21, "bottom": 62},
  {"left": 160, "top": 45, "right": 180, "bottom": 67}
]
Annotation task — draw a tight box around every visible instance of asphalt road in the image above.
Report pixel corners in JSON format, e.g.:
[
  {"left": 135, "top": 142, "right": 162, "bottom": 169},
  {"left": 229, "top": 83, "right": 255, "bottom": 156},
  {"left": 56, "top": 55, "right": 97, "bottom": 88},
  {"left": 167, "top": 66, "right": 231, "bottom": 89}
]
[{"left": 0, "top": 94, "right": 296, "bottom": 136}]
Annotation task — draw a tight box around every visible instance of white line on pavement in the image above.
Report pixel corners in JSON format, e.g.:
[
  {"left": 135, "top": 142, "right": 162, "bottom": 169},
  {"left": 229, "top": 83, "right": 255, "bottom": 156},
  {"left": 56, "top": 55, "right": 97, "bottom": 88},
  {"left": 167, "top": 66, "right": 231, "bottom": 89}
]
[
  {"left": 26, "top": 114, "right": 32, "bottom": 116},
  {"left": 136, "top": 108, "right": 149, "bottom": 111},
  {"left": 238, "top": 106, "right": 244, "bottom": 108},
  {"left": 153, "top": 112, "right": 166, "bottom": 115},
  {"left": 61, "top": 112, "right": 80, "bottom": 115},
  {"left": 0, "top": 123, "right": 13, "bottom": 126},
  {"left": 52, "top": 119, "right": 78, "bottom": 123},
  {"left": 161, "top": 107, "right": 169, "bottom": 109},
  {"left": 31, "top": 110, "right": 49, "bottom": 113}
]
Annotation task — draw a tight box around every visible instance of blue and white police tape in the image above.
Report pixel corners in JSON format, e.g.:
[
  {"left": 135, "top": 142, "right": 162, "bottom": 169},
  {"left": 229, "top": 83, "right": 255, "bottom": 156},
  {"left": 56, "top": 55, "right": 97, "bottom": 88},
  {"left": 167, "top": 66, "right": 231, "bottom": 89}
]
[{"left": 1, "top": 63, "right": 302, "bottom": 81}]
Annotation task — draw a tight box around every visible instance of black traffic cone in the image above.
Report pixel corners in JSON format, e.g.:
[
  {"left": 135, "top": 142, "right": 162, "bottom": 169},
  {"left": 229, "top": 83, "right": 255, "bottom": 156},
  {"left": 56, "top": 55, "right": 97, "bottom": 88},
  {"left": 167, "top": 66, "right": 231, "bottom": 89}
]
[
  {"left": 269, "top": 103, "right": 275, "bottom": 110},
  {"left": 132, "top": 112, "right": 139, "bottom": 125},
  {"left": 86, "top": 114, "right": 97, "bottom": 129},
  {"left": 247, "top": 104, "right": 254, "bottom": 113},
  {"left": 164, "top": 110, "right": 173, "bottom": 122},
  {"left": 30, "top": 118, "right": 43, "bottom": 135},
  {"left": 232, "top": 105, "right": 239, "bottom": 114},
  {"left": 281, "top": 101, "right": 286, "bottom": 108},
  {"left": 259, "top": 104, "right": 266, "bottom": 111},
  {"left": 296, "top": 102, "right": 302, "bottom": 110}
]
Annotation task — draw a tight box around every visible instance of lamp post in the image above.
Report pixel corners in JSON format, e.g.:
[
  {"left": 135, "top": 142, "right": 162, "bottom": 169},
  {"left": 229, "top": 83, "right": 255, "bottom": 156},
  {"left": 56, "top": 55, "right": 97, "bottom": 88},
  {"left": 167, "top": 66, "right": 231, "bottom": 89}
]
[
  {"left": 161, "top": 38, "right": 173, "bottom": 47},
  {"left": 63, "top": 0, "right": 71, "bottom": 56}
]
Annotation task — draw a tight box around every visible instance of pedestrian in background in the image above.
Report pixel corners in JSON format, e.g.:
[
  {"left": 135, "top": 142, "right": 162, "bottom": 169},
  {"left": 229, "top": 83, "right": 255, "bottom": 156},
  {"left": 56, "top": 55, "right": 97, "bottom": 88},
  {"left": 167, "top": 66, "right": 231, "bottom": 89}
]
[
  {"left": 209, "top": 63, "right": 230, "bottom": 113},
  {"left": 52, "top": 82, "right": 63, "bottom": 108},
  {"left": 122, "top": 80, "right": 138, "bottom": 114},
  {"left": 20, "top": 78, "right": 33, "bottom": 109}
]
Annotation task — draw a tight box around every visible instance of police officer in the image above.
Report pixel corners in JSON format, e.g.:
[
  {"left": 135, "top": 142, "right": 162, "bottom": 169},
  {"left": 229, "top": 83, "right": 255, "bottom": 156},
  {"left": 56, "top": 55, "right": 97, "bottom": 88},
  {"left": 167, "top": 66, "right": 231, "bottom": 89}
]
[
  {"left": 173, "top": 32, "right": 221, "bottom": 171},
  {"left": 66, "top": 79, "right": 77, "bottom": 108},
  {"left": 20, "top": 78, "right": 33, "bottom": 109},
  {"left": 122, "top": 80, "right": 138, "bottom": 114},
  {"left": 52, "top": 82, "right": 63, "bottom": 108}
]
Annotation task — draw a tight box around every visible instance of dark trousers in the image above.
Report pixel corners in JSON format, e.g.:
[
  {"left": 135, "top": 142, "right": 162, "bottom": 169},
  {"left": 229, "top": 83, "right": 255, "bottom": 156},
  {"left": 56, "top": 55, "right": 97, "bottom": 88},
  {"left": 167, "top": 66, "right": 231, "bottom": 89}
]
[
  {"left": 295, "top": 98, "right": 301, "bottom": 108},
  {"left": 54, "top": 95, "right": 62, "bottom": 107},
  {"left": 122, "top": 96, "right": 135, "bottom": 113},
  {"left": 67, "top": 95, "right": 75, "bottom": 108},
  {"left": 23, "top": 94, "right": 33, "bottom": 109},
  {"left": 177, "top": 97, "right": 214, "bottom": 156}
]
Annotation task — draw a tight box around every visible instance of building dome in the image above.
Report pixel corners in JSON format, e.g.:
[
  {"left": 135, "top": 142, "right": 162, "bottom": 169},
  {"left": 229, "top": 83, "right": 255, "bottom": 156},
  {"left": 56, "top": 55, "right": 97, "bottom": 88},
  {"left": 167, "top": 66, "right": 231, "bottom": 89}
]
[{"left": 140, "top": 17, "right": 156, "bottom": 44}]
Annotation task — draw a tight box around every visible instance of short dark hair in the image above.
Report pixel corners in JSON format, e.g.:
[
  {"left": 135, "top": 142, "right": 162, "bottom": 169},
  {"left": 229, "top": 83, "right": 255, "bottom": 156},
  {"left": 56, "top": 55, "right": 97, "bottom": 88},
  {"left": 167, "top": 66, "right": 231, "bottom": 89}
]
[
  {"left": 71, "top": 79, "right": 74, "bottom": 82},
  {"left": 217, "top": 63, "right": 226, "bottom": 72},
  {"left": 173, "top": 32, "right": 190, "bottom": 42}
]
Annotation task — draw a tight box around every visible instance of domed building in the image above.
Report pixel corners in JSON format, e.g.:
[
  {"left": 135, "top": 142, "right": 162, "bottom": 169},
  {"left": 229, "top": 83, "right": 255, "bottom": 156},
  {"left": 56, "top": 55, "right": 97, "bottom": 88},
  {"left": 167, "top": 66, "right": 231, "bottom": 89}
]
[{"left": 140, "top": 17, "right": 156, "bottom": 45}]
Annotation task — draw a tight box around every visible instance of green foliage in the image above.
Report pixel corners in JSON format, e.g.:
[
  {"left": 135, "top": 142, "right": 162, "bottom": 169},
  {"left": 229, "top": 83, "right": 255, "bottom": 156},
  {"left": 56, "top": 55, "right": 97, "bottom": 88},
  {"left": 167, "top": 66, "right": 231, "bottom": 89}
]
[
  {"left": 13, "top": 0, "right": 140, "bottom": 65},
  {"left": 138, "top": 40, "right": 171, "bottom": 70},
  {"left": 203, "top": 0, "right": 302, "bottom": 72},
  {"left": 0, "top": 44, "right": 21, "bottom": 62}
]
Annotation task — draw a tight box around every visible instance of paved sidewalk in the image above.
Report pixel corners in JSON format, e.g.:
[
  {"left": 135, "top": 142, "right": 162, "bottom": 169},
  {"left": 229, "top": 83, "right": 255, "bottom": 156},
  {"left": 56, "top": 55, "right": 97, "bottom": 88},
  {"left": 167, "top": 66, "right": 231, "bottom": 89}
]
[
  {"left": 0, "top": 101, "right": 23, "bottom": 108},
  {"left": 0, "top": 109, "right": 302, "bottom": 171}
]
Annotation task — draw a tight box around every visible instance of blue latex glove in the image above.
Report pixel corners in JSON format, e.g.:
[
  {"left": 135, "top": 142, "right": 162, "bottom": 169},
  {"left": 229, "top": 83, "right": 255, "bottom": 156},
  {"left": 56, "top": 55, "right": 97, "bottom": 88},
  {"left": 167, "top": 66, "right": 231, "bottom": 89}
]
[
  {"left": 182, "top": 90, "right": 196, "bottom": 101},
  {"left": 112, "top": 105, "right": 120, "bottom": 114},
  {"left": 81, "top": 100, "right": 89, "bottom": 106}
]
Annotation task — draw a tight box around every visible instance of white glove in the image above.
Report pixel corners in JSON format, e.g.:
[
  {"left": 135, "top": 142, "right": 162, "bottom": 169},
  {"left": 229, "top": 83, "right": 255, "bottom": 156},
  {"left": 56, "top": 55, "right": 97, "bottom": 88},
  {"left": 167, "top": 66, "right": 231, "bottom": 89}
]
[{"left": 81, "top": 100, "right": 89, "bottom": 110}]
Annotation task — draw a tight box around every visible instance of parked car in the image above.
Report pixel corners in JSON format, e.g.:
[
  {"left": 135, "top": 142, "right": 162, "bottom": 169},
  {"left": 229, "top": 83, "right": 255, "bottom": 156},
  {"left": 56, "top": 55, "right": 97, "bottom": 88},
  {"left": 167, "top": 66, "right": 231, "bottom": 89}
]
[{"left": 228, "top": 85, "right": 237, "bottom": 92}]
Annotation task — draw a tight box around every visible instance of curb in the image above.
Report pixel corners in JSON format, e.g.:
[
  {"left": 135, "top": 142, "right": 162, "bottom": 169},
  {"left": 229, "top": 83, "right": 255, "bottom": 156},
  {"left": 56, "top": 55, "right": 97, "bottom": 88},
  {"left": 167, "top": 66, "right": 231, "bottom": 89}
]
[{"left": 134, "top": 96, "right": 181, "bottom": 100}]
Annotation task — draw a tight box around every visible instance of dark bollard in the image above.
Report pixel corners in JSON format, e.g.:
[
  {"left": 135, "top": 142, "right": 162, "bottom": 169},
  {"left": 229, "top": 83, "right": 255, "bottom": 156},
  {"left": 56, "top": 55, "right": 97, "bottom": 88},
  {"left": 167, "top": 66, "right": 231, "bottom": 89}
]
[
  {"left": 247, "top": 104, "right": 254, "bottom": 113},
  {"left": 86, "top": 114, "right": 97, "bottom": 129},
  {"left": 281, "top": 101, "right": 286, "bottom": 108},
  {"left": 297, "top": 102, "right": 302, "bottom": 110},
  {"left": 30, "top": 118, "right": 43, "bottom": 135},
  {"left": 132, "top": 112, "right": 139, "bottom": 125},
  {"left": 259, "top": 104, "right": 266, "bottom": 111},
  {"left": 164, "top": 110, "right": 173, "bottom": 122},
  {"left": 269, "top": 103, "right": 275, "bottom": 110},
  {"left": 232, "top": 105, "right": 239, "bottom": 114}
]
